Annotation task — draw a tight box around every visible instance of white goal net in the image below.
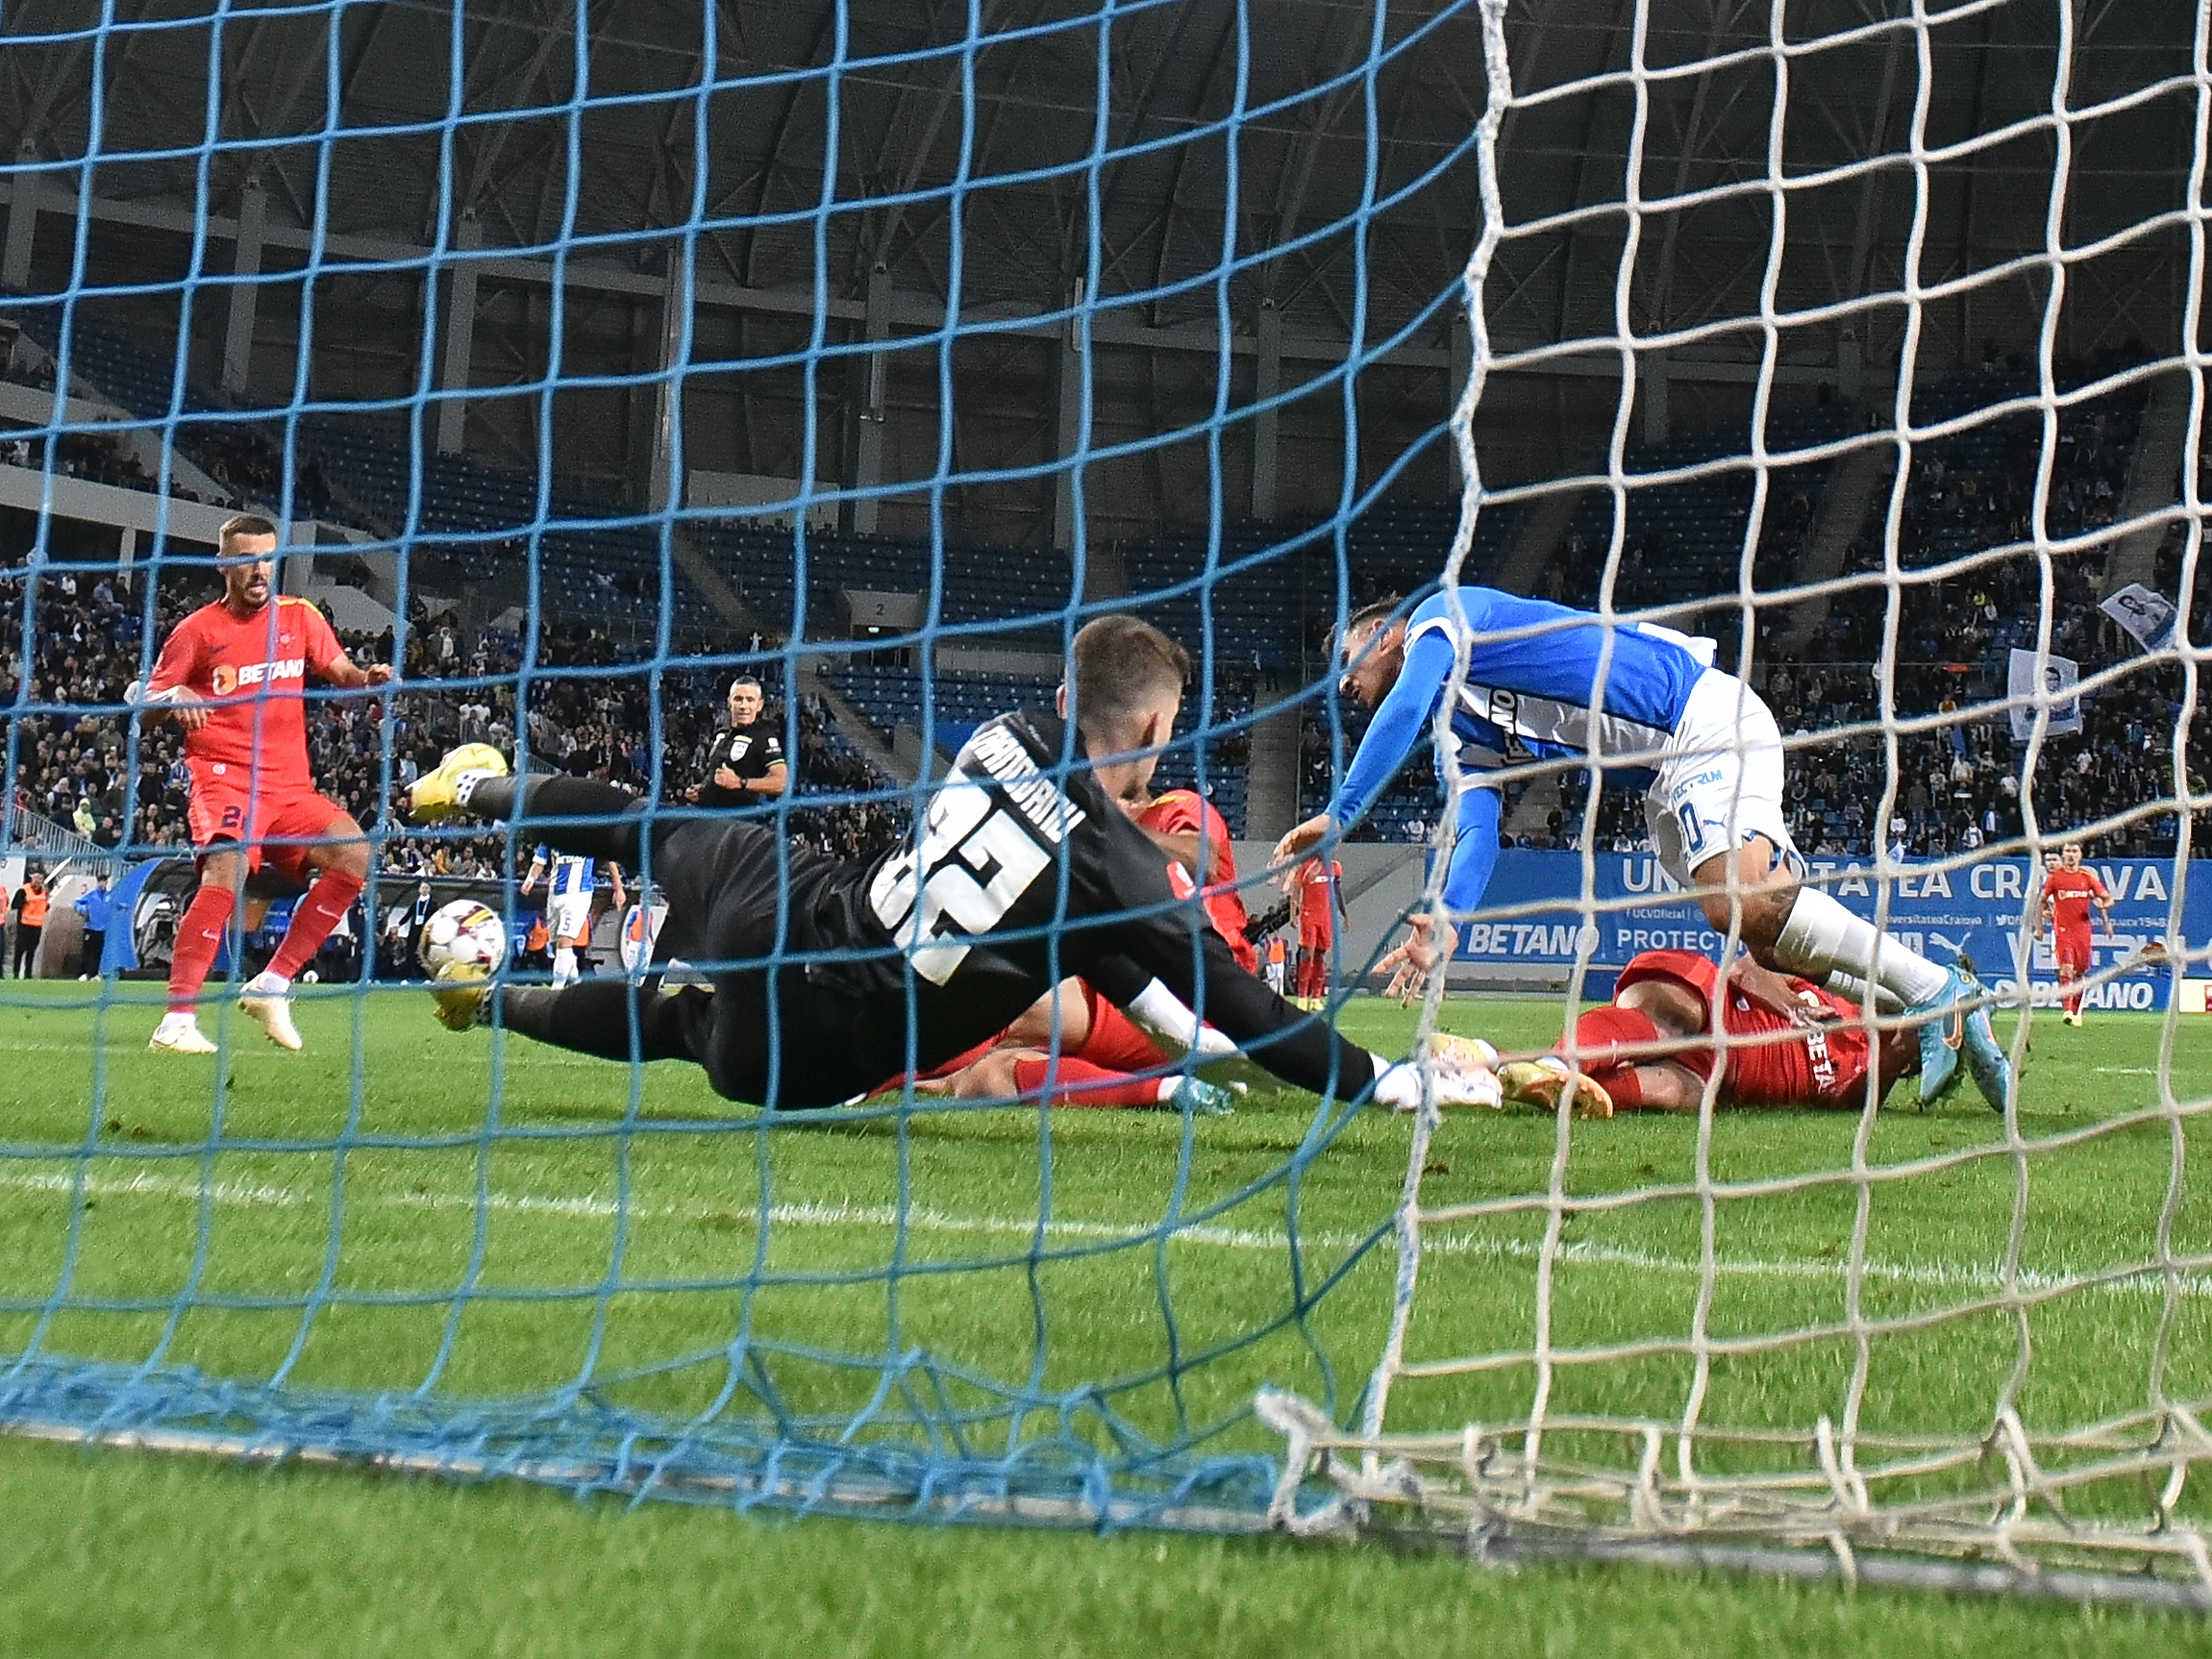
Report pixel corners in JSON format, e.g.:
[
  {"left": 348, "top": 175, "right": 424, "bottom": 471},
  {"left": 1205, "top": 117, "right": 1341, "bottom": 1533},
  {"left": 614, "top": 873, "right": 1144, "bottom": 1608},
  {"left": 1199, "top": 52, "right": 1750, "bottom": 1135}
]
[{"left": 1264, "top": 0, "right": 2212, "bottom": 1607}]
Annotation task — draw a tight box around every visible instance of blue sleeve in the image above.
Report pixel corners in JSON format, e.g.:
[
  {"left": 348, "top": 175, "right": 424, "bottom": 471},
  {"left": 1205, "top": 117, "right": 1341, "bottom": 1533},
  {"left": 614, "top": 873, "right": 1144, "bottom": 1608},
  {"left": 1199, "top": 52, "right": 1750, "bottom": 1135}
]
[
  {"left": 1329, "top": 627, "right": 1457, "bottom": 825},
  {"left": 1439, "top": 782, "right": 1504, "bottom": 916}
]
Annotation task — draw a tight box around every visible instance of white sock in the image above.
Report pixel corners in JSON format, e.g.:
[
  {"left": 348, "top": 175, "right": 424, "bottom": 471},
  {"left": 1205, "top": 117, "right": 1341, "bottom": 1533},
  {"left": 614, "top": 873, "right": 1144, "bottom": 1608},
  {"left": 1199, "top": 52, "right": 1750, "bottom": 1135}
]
[
  {"left": 1775, "top": 886, "right": 1950, "bottom": 1007},
  {"left": 157, "top": 1010, "right": 200, "bottom": 1032},
  {"left": 246, "top": 970, "right": 290, "bottom": 995},
  {"left": 553, "top": 946, "right": 578, "bottom": 985},
  {"left": 1126, "top": 979, "right": 1203, "bottom": 1052},
  {"left": 1819, "top": 967, "right": 1903, "bottom": 1014}
]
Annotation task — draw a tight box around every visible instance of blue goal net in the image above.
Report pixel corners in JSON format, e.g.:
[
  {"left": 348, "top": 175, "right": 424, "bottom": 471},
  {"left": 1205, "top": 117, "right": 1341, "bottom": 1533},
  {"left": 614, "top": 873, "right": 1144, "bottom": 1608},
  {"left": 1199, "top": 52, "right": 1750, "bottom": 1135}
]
[
  {"left": 8, "top": 0, "right": 2212, "bottom": 1598},
  {"left": 0, "top": 0, "right": 1488, "bottom": 1528}
]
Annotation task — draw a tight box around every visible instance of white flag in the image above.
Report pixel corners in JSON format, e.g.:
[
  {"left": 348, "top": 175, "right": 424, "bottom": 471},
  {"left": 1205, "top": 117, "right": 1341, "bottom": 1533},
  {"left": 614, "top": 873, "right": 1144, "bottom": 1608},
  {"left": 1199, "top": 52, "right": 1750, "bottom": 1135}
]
[
  {"left": 2099, "top": 582, "right": 2177, "bottom": 652},
  {"left": 2008, "top": 648, "right": 2082, "bottom": 740}
]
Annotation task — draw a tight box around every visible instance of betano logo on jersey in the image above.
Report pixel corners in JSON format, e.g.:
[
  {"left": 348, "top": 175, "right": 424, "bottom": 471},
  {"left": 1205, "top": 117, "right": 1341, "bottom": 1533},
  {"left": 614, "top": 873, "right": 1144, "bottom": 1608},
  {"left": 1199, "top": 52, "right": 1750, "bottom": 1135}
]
[{"left": 209, "top": 656, "right": 307, "bottom": 696}]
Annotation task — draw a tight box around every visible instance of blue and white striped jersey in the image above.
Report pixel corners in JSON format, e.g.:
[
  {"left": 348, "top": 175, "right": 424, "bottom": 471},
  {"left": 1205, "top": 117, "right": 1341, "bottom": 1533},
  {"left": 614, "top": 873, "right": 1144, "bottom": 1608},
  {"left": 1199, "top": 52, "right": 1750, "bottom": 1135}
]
[
  {"left": 534, "top": 847, "right": 596, "bottom": 899},
  {"left": 1333, "top": 587, "right": 1714, "bottom": 822}
]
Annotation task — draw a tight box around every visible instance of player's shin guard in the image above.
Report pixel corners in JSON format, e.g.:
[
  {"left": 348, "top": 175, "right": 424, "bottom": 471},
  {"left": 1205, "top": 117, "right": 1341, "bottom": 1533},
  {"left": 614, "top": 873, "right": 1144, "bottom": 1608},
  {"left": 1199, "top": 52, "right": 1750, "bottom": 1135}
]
[
  {"left": 551, "top": 945, "right": 579, "bottom": 986},
  {"left": 266, "top": 868, "right": 363, "bottom": 982},
  {"left": 167, "top": 885, "right": 237, "bottom": 1012},
  {"left": 1009, "top": 1055, "right": 1172, "bottom": 1108}
]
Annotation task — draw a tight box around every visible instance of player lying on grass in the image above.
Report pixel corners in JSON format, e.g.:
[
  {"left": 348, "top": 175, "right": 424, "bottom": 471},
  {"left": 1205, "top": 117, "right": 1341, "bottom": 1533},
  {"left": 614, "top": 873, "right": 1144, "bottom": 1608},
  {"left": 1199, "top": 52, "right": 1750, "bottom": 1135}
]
[
  {"left": 898, "top": 780, "right": 1256, "bottom": 1115},
  {"left": 1271, "top": 588, "right": 2011, "bottom": 1112},
  {"left": 1496, "top": 948, "right": 1923, "bottom": 1117},
  {"left": 405, "top": 615, "right": 1503, "bottom": 1114}
]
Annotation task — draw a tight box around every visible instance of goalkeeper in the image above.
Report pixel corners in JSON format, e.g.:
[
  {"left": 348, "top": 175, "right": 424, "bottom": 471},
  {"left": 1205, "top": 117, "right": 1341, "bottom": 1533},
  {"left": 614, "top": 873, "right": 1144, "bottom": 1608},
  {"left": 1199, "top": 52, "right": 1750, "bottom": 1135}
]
[
  {"left": 1271, "top": 589, "right": 2009, "bottom": 1111},
  {"left": 405, "top": 615, "right": 1499, "bottom": 1114}
]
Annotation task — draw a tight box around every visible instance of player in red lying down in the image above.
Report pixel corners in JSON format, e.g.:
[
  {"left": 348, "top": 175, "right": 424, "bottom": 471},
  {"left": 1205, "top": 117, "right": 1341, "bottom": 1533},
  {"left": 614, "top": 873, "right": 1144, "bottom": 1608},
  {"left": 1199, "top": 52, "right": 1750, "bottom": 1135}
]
[
  {"left": 905, "top": 782, "right": 1263, "bottom": 1114},
  {"left": 1497, "top": 948, "right": 1924, "bottom": 1117}
]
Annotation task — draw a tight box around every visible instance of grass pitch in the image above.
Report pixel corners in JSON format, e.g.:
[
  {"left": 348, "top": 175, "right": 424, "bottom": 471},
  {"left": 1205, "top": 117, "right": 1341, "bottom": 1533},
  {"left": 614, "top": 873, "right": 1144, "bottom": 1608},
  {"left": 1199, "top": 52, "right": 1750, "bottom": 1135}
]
[{"left": 0, "top": 980, "right": 2206, "bottom": 1655}]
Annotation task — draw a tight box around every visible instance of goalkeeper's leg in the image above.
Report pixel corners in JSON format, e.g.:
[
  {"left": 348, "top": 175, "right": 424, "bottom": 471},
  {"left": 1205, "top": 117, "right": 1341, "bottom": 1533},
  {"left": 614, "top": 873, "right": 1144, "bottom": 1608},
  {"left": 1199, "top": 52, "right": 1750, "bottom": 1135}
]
[
  {"left": 409, "top": 751, "right": 655, "bottom": 868},
  {"left": 488, "top": 978, "right": 708, "bottom": 1065}
]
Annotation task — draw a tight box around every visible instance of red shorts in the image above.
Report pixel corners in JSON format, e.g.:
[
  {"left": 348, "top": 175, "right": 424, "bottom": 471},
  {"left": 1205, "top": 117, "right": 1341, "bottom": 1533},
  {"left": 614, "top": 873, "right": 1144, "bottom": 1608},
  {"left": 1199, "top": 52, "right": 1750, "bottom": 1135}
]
[
  {"left": 1616, "top": 949, "right": 1722, "bottom": 1000},
  {"left": 1612, "top": 951, "right": 1724, "bottom": 1081},
  {"left": 1076, "top": 983, "right": 1171, "bottom": 1074},
  {"left": 1299, "top": 929, "right": 1331, "bottom": 953},
  {"left": 2055, "top": 928, "right": 2094, "bottom": 980},
  {"left": 187, "top": 772, "right": 348, "bottom": 882}
]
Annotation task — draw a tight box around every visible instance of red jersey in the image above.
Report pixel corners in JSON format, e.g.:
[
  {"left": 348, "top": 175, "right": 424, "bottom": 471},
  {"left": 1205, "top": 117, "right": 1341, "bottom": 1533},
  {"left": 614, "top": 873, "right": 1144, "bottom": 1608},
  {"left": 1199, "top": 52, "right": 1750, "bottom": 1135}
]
[
  {"left": 2041, "top": 865, "right": 2108, "bottom": 933},
  {"left": 1298, "top": 858, "right": 1342, "bottom": 942},
  {"left": 147, "top": 595, "right": 345, "bottom": 794},
  {"left": 1138, "top": 790, "right": 1256, "bottom": 973},
  {"left": 1615, "top": 949, "right": 1877, "bottom": 1108}
]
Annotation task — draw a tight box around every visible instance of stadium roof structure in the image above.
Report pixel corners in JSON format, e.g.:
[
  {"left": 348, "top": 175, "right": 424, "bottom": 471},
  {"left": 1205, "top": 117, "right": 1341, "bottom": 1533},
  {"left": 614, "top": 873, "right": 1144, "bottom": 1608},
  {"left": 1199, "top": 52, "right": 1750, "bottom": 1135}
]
[{"left": 0, "top": 0, "right": 2202, "bottom": 538}]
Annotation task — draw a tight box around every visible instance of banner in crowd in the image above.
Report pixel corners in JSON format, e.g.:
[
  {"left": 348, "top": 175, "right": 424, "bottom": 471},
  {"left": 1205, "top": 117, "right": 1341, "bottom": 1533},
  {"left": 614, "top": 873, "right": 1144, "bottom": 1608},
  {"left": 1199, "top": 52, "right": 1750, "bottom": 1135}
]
[
  {"left": 2005, "top": 648, "right": 2082, "bottom": 740},
  {"left": 1451, "top": 849, "right": 2206, "bottom": 1011}
]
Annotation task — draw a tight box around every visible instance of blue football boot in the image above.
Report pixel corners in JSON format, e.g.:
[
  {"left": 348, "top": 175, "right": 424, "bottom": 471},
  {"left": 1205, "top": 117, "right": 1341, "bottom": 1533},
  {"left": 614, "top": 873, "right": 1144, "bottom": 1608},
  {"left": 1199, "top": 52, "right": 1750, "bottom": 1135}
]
[
  {"left": 1906, "top": 969, "right": 1968, "bottom": 1107},
  {"left": 1953, "top": 963, "right": 2013, "bottom": 1113}
]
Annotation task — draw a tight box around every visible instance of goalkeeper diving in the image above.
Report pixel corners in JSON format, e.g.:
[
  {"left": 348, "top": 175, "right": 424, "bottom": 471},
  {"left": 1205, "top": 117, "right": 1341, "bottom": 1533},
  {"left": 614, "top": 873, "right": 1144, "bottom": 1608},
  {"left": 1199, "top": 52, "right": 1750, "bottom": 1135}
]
[
  {"left": 404, "top": 615, "right": 1502, "bottom": 1114},
  {"left": 1271, "top": 588, "right": 2011, "bottom": 1112}
]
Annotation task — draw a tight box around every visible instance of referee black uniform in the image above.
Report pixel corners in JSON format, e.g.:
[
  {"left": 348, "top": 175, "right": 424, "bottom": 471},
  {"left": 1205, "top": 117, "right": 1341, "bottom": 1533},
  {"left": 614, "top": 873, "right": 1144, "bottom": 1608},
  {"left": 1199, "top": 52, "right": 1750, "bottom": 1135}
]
[
  {"left": 693, "top": 722, "right": 784, "bottom": 808},
  {"left": 463, "top": 708, "right": 1388, "bottom": 1110}
]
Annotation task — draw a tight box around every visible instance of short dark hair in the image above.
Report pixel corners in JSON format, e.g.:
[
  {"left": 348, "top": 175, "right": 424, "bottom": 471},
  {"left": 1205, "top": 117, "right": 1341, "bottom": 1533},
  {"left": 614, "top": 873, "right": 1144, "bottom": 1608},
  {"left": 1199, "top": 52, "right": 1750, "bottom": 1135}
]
[
  {"left": 218, "top": 513, "right": 279, "bottom": 549},
  {"left": 1330, "top": 595, "right": 1404, "bottom": 658},
  {"left": 1069, "top": 614, "right": 1189, "bottom": 740}
]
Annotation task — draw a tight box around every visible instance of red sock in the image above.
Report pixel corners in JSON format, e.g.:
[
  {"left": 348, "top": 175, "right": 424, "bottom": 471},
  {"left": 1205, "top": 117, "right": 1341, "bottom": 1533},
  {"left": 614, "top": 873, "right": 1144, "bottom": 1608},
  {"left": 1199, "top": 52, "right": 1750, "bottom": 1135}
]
[
  {"left": 1588, "top": 1065, "right": 1647, "bottom": 1108},
  {"left": 167, "top": 884, "right": 238, "bottom": 1013},
  {"left": 1561, "top": 1005, "right": 1663, "bottom": 1073},
  {"left": 1010, "top": 1055, "right": 1166, "bottom": 1108},
  {"left": 266, "top": 869, "right": 364, "bottom": 981}
]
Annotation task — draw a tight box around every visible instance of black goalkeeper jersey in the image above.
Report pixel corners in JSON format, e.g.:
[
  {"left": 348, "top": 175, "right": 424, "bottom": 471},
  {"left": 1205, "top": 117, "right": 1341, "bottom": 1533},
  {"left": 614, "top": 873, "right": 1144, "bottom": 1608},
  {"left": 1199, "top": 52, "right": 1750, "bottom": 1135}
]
[{"left": 651, "top": 707, "right": 1384, "bottom": 1107}]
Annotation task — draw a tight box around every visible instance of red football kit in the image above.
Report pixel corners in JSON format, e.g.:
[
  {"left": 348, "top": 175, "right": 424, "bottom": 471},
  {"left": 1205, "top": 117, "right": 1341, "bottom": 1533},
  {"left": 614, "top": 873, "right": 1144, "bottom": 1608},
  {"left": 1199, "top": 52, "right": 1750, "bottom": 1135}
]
[
  {"left": 1572, "top": 950, "right": 1882, "bottom": 1109},
  {"left": 1141, "top": 789, "right": 1255, "bottom": 973},
  {"left": 1297, "top": 858, "right": 1342, "bottom": 948},
  {"left": 2042, "top": 864, "right": 2108, "bottom": 1014},
  {"left": 147, "top": 595, "right": 350, "bottom": 879},
  {"left": 2042, "top": 866, "right": 2107, "bottom": 976}
]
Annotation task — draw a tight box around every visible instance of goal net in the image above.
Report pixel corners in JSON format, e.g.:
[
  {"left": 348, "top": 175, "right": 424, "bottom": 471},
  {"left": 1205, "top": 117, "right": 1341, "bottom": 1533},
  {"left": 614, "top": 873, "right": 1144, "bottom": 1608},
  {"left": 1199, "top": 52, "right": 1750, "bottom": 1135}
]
[
  {"left": 1257, "top": 0, "right": 2212, "bottom": 1609},
  {"left": 0, "top": 0, "right": 2207, "bottom": 1605}
]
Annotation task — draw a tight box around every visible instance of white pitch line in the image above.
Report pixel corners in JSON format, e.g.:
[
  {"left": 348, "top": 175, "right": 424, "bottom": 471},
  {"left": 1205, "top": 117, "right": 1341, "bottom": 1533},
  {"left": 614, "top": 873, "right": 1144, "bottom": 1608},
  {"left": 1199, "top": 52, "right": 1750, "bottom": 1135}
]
[{"left": 2, "top": 1163, "right": 2208, "bottom": 1303}]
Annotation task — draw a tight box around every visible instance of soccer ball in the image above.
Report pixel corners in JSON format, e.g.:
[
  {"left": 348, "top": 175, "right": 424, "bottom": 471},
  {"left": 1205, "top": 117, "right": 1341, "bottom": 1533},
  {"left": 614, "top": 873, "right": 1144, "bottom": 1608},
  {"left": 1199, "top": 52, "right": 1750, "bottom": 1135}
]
[{"left": 418, "top": 900, "right": 507, "bottom": 977}]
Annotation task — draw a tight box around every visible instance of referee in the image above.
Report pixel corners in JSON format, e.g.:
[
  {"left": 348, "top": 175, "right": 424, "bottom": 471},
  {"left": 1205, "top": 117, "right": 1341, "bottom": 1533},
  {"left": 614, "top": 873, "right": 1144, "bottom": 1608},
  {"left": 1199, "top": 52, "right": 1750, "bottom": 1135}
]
[{"left": 688, "top": 676, "right": 788, "bottom": 807}]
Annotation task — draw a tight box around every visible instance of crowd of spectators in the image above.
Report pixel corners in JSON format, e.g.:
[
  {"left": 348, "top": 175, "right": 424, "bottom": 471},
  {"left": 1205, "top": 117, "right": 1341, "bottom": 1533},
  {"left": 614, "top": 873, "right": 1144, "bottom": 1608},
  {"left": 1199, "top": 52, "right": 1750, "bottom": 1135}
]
[
  {"left": 2, "top": 566, "right": 910, "bottom": 892},
  {"left": 1301, "top": 354, "right": 2205, "bottom": 863}
]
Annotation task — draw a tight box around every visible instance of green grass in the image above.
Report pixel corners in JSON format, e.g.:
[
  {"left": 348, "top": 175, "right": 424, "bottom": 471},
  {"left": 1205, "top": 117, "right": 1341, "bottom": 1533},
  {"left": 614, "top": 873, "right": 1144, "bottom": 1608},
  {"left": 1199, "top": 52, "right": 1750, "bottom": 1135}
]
[{"left": 0, "top": 979, "right": 2207, "bottom": 1654}]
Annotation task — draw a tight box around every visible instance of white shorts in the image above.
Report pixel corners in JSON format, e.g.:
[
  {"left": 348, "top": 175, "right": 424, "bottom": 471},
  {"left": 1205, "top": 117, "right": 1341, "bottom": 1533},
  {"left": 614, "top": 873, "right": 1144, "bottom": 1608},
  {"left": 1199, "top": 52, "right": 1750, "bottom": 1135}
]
[
  {"left": 1643, "top": 669, "right": 1797, "bottom": 887},
  {"left": 549, "top": 893, "right": 592, "bottom": 946}
]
